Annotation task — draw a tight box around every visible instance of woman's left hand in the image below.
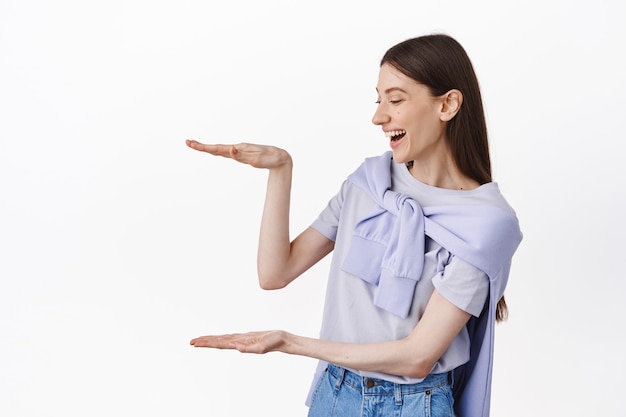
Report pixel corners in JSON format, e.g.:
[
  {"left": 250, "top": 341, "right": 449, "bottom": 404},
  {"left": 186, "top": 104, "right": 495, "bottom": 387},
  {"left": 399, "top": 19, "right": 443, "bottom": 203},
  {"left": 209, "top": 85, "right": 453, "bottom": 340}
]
[{"left": 190, "top": 330, "right": 289, "bottom": 354}]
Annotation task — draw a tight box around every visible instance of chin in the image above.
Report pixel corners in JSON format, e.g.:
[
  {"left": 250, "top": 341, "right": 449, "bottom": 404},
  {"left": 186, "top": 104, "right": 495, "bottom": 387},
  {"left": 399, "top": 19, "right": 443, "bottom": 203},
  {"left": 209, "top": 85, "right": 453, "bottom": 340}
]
[{"left": 391, "top": 149, "right": 411, "bottom": 165}]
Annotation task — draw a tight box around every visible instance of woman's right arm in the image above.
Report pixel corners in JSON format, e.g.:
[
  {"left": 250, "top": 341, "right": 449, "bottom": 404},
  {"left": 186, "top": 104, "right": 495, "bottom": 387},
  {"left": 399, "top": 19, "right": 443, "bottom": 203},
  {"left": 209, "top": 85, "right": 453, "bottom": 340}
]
[{"left": 186, "top": 140, "right": 334, "bottom": 290}]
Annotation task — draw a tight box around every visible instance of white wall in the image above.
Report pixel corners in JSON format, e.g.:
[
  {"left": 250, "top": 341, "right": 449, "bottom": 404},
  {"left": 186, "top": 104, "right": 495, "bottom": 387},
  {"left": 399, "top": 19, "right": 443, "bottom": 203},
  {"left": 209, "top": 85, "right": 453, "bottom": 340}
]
[{"left": 1, "top": 1, "right": 624, "bottom": 415}]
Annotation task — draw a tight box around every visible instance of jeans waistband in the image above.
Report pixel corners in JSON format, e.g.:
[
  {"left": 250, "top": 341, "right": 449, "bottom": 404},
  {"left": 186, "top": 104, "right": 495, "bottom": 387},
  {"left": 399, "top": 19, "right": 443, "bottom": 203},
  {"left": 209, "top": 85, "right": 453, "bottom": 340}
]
[{"left": 326, "top": 363, "right": 452, "bottom": 395}]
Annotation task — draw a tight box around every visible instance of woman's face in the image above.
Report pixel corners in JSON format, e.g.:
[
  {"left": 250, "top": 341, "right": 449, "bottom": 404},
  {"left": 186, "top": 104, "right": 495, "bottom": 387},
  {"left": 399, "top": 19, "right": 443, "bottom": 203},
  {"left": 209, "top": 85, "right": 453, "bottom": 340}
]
[{"left": 372, "top": 63, "right": 448, "bottom": 165}]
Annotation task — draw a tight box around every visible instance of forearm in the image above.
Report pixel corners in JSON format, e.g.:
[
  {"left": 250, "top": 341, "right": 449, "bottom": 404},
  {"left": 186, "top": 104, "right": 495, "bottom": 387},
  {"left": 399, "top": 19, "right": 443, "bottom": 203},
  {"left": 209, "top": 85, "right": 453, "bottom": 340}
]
[
  {"left": 257, "top": 161, "right": 294, "bottom": 288},
  {"left": 282, "top": 333, "right": 430, "bottom": 378}
]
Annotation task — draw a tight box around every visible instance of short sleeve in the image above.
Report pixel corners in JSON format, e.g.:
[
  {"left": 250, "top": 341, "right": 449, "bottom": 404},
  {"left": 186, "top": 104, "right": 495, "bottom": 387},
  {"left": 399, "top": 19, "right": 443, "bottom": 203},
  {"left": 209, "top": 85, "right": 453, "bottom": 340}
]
[
  {"left": 310, "top": 180, "right": 349, "bottom": 242},
  {"left": 432, "top": 254, "right": 489, "bottom": 317}
]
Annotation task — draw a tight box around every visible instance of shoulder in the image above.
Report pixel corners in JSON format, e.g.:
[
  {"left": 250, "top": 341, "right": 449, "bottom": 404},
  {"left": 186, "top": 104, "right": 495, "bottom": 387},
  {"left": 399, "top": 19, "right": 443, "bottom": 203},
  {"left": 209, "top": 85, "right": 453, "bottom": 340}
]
[
  {"left": 346, "top": 151, "right": 393, "bottom": 182},
  {"left": 470, "top": 182, "right": 518, "bottom": 214}
]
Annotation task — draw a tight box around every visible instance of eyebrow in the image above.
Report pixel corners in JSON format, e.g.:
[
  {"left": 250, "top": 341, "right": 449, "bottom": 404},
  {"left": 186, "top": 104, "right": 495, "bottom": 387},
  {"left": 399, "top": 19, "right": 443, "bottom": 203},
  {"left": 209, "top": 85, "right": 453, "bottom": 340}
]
[{"left": 376, "top": 87, "right": 409, "bottom": 95}]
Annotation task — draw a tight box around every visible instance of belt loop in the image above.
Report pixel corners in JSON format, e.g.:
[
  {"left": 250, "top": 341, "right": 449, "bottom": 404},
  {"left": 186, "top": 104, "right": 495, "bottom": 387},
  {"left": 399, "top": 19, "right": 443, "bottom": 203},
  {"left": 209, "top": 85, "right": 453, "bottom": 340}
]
[
  {"left": 394, "top": 383, "right": 402, "bottom": 406},
  {"left": 448, "top": 371, "right": 454, "bottom": 388},
  {"left": 334, "top": 366, "right": 346, "bottom": 391}
]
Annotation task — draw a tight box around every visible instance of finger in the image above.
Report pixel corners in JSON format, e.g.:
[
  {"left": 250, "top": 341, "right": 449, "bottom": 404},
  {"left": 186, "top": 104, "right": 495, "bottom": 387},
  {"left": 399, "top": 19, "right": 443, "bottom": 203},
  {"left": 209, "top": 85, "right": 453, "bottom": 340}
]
[
  {"left": 185, "top": 140, "right": 236, "bottom": 159},
  {"left": 190, "top": 335, "right": 239, "bottom": 349},
  {"left": 186, "top": 141, "right": 233, "bottom": 158}
]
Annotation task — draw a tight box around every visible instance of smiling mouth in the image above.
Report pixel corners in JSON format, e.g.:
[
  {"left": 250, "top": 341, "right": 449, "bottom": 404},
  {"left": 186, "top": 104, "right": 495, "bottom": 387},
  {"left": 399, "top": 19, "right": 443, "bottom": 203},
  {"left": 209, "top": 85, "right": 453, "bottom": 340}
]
[{"left": 386, "top": 130, "right": 406, "bottom": 142}]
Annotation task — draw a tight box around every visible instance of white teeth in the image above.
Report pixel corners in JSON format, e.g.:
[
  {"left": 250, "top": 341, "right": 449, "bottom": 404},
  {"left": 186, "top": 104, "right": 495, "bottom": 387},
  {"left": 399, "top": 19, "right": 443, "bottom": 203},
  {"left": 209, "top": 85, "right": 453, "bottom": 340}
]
[{"left": 385, "top": 130, "right": 406, "bottom": 138}]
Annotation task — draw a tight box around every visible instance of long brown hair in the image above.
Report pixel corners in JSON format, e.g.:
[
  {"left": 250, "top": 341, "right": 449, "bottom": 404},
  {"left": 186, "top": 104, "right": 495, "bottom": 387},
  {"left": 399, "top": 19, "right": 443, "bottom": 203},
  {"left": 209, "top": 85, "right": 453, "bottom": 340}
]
[{"left": 381, "top": 34, "right": 508, "bottom": 321}]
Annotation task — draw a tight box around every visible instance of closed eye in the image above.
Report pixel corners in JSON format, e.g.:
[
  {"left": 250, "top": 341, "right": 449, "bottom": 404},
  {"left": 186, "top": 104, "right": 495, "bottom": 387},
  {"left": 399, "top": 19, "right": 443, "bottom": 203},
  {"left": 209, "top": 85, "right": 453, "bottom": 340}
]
[{"left": 375, "top": 99, "right": 403, "bottom": 104}]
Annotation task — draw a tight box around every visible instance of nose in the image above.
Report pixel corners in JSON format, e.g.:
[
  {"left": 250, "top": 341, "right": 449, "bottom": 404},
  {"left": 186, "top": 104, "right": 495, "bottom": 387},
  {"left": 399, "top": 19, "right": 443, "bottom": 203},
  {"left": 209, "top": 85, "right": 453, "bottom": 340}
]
[{"left": 371, "top": 102, "right": 390, "bottom": 126}]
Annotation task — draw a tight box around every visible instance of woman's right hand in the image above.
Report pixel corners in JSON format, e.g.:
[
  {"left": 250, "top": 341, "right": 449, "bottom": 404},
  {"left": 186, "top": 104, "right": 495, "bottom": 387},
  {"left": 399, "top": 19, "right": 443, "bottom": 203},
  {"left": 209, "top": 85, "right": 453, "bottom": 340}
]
[{"left": 185, "top": 140, "right": 292, "bottom": 170}]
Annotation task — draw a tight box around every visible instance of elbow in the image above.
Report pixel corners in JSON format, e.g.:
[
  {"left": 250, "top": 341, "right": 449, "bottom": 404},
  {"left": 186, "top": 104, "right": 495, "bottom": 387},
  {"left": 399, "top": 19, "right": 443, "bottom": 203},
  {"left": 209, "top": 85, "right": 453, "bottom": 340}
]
[
  {"left": 397, "top": 336, "right": 439, "bottom": 378},
  {"left": 404, "top": 364, "right": 432, "bottom": 379},
  {"left": 402, "top": 358, "right": 435, "bottom": 379},
  {"left": 258, "top": 279, "right": 286, "bottom": 291},
  {"left": 257, "top": 271, "right": 288, "bottom": 290}
]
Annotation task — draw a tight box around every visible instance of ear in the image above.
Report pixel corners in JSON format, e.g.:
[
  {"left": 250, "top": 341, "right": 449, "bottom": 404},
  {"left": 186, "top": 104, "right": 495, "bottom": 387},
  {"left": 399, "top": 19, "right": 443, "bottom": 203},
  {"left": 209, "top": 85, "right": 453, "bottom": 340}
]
[{"left": 439, "top": 89, "right": 463, "bottom": 122}]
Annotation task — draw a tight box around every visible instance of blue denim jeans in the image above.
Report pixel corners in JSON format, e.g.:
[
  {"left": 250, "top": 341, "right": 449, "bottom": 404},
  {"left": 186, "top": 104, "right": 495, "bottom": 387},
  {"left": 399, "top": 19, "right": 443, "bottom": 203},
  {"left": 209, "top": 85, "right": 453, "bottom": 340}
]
[{"left": 308, "top": 364, "right": 455, "bottom": 417}]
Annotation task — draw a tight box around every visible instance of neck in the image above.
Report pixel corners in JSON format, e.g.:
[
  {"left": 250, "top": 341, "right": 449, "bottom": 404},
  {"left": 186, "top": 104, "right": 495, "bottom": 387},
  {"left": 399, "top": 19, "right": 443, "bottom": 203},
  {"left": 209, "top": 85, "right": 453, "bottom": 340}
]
[{"left": 407, "top": 154, "right": 479, "bottom": 190}]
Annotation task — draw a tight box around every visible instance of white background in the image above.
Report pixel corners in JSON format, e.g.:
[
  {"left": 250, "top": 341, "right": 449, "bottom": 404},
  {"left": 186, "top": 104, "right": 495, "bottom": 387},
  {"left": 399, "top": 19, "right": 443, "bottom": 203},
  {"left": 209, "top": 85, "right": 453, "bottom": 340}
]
[{"left": 1, "top": 0, "right": 624, "bottom": 415}]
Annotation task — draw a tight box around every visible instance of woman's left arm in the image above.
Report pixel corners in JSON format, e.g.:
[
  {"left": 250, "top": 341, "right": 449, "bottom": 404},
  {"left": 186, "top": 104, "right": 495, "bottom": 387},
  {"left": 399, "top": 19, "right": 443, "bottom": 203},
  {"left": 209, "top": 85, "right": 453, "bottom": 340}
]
[{"left": 190, "top": 289, "right": 471, "bottom": 378}]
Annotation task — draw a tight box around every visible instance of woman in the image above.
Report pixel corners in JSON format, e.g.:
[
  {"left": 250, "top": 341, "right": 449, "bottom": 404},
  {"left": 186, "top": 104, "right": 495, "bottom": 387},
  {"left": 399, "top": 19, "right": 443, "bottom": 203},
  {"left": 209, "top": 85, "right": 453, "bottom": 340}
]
[{"left": 187, "top": 34, "right": 522, "bottom": 417}]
